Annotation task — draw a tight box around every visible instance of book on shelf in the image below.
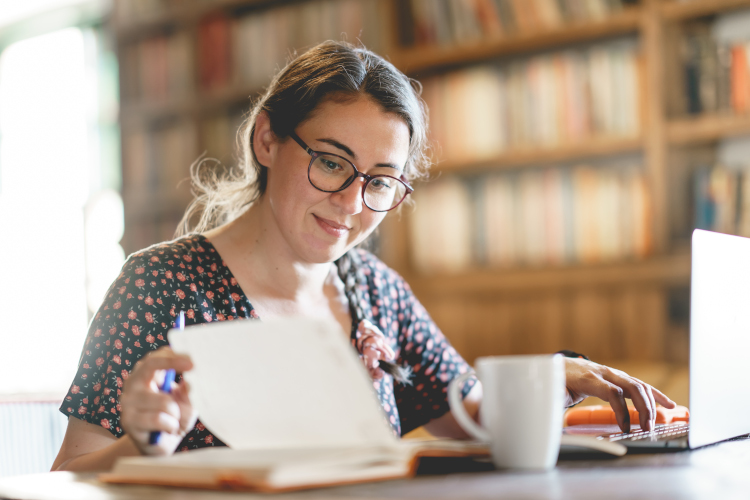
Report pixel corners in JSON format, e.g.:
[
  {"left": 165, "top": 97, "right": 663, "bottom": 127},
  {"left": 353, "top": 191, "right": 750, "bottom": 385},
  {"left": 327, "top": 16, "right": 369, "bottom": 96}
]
[
  {"left": 669, "top": 8, "right": 750, "bottom": 117},
  {"left": 120, "top": 30, "right": 193, "bottom": 105},
  {"left": 421, "top": 39, "right": 640, "bottom": 165},
  {"left": 409, "top": 164, "right": 652, "bottom": 273},
  {"left": 198, "top": 14, "right": 233, "bottom": 92},
  {"left": 115, "top": 0, "right": 174, "bottom": 26},
  {"left": 99, "top": 318, "right": 488, "bottom": 492},
  {"left": 400, "top": 0, "right": 637, "bottom": 48},
  {"left": 693, "top": 163, "right": 750, "bottom": 238},
  {"left": 228, "top": 0, "right": 386, "bottom": 93},
  {"left": 122, "top": 119, "right": 197, "bottom": 199},
  {"left": 200, "top": 109, "right": 246, "bottom": 164},
  {"left": 118, "top": 0, "right": 386, "bottom": 108}
]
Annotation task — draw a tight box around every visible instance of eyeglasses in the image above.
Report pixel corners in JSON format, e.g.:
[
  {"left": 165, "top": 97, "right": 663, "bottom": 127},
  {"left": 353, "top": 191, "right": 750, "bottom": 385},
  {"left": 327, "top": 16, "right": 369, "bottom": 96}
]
[{"left": 290, "top": 131, "right": 413, "bottom": 212}]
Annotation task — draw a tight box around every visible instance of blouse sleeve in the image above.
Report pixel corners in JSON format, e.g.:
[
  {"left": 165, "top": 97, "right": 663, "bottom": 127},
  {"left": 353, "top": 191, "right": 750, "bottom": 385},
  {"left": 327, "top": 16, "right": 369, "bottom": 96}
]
[
  {"left": 392, "top": 279, "right": 478, "bottom": 435},
  {"left": 59, "top": 252, "right": 174, "bottom": 437}
]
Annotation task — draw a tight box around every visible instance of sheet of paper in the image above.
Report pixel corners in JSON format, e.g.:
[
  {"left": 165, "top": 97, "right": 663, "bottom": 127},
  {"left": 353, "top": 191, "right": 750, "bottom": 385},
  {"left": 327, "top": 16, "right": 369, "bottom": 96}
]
[{"left": 168, "top": 317, "right": 398, "bottom": 450}]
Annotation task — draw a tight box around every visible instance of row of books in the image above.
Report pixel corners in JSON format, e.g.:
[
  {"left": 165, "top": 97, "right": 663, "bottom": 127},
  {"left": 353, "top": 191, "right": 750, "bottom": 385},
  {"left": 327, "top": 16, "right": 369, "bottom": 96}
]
[
  {"left": 114, "top": 0, "right": 181, "bottom": 26},
  {"left": 400, "top": 0, "right": 638, "bottom": 47},
  {"left": 675, "top": 24, "right": 750, "bottom": 116},
  {"left": 200, "top": 110, "right": 245, "bottom": 164},
  {"left": 120, "top": 31, "right": 193, "bottom": 104},
  {"left": 409, "top": 163, "right": 652, "bottom": 273},
  {"left": 120, "top": 0, "right": 386, "bottom": 102},
  {"left": 122, "top": 119, "right": 197, "bottom": 197},
  {"left": 422, "top": 40, "right": 641, "bottom": 163},
  {"left": 233, "top": 0, "right": 386, "bottom": 90},
  {"left": 694, "top": 164, "right": 750, "bottom": 238}
]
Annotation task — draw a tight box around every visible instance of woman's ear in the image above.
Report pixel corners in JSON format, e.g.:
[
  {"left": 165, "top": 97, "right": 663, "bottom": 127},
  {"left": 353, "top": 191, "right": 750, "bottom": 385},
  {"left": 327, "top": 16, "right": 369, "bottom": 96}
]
[{"left": 252, "top": 111, "right": 276, "bottom": 168}]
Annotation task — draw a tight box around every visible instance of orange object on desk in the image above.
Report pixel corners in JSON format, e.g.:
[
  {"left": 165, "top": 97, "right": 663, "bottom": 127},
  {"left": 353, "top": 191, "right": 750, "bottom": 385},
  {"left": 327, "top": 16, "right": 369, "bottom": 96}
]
[{"left": 564, "top": 405, "right": 689, "bottom": 426}]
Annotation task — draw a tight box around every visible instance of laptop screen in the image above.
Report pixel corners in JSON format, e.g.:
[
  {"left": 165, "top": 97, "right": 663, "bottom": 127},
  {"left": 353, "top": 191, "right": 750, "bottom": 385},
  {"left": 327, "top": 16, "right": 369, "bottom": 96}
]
[{"left": 689, "top": 229, "right": 750, "bottom": 448}]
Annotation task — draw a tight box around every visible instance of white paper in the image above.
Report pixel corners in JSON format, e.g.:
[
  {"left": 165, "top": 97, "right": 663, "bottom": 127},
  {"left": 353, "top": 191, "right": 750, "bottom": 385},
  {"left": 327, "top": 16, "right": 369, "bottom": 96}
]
[{"left": 168, "top": 317, "right": 398, "bottom": 451}]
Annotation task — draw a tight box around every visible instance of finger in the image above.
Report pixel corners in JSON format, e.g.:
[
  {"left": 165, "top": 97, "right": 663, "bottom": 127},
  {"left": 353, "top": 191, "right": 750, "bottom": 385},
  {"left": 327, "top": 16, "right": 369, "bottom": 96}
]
[
  {"left": 171, "top": 383, "right": 198, "bottom": 433},
  {"left": 129, "top": 392, "right": 181, "bottom": 418},
  {"left": 651, "top": 386, "right": 677, "bottom": 409},
  {"left": 620, "top": 377, "right": 654, "bottom": 431},
  {"left": 132, "top": 354, "right": 193, "bottom": 383},
  {"left": 642, "top": 381, "right": 657, "bottom": 428},
  {"left": 601, "top": 381, "right": 630, "bottom": 433},
  {"left": 130, "top": 409, "right": 181, "bottom": 436}
]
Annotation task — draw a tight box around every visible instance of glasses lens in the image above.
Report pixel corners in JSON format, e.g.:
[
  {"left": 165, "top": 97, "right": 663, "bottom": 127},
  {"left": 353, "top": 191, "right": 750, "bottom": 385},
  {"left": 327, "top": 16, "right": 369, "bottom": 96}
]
[
  {"left": 364, "top": 176, "right": 407, "bottom": 211},
  {"left": 309, "top": 154, "right": 355, "bottom": 192}
]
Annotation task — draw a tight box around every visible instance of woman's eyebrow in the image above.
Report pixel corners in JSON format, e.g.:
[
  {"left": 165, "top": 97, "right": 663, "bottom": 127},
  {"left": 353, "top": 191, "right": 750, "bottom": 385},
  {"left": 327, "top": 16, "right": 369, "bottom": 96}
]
[
  {"left": 374, "top": 163, "right": 401, "bottom": 171},
  {"left": 317, "top": 138, "right": 403, "bottom": 170},
  {"left": 317, "top": 138, "right": 356, "bottom": 159}
]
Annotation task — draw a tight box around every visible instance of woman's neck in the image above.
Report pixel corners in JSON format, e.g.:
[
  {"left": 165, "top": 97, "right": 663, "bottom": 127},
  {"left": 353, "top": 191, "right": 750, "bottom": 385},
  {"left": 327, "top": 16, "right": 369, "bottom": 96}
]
[{"left": 203, "top": 200, "right": 334, "bottom": 301}]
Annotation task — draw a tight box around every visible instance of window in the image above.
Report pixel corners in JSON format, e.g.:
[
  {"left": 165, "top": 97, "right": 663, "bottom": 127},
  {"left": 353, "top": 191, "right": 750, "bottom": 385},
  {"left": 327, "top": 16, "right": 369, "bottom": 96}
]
[{"left": 0, "top": 24, "right": 122, "bottom": 397}]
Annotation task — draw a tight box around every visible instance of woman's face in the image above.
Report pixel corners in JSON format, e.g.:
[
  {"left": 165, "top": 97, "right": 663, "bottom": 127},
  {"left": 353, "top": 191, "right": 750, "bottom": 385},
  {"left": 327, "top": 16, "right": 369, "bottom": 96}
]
[{"left": 262, "top": 96, "right": 411, "bottom": 264}]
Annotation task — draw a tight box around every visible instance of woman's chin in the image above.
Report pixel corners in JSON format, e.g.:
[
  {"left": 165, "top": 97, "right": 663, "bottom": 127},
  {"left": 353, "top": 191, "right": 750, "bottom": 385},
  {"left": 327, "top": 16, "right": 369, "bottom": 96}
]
[{"left": 298, "top": 237, "right": 352, "bottom": 264}]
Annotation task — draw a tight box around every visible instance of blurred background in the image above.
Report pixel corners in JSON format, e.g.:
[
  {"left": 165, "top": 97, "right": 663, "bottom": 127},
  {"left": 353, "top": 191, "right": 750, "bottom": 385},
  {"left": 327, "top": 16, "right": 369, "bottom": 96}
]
[{"left": 2, "top": 0, "right": 750, "bottom": 475}]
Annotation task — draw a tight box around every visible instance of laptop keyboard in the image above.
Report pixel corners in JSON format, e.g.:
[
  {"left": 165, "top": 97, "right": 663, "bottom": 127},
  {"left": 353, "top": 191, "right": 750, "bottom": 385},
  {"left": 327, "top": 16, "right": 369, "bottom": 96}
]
[{"left": 600, "top": 423, "right": 689, "bottom": 442}]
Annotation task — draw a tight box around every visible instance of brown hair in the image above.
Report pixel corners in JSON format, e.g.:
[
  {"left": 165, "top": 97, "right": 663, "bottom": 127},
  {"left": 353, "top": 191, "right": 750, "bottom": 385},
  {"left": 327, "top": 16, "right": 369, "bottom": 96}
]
[
  {"left": 178, "top": 40, "right": 429, "bottom": 235},
  {"left": 178, "top": 40, "right": 428, "bottom": 384}
]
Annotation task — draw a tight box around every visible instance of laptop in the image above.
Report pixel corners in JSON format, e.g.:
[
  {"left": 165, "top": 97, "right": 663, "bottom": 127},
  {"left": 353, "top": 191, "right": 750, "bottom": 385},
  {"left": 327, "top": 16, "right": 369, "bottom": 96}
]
[{"left": 565, "top": 229, "right": 750, "bottom": 451}]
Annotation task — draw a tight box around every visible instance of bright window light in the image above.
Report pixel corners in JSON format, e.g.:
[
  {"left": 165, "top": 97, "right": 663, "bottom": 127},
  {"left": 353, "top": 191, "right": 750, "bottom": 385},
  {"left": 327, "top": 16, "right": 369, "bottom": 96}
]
[{"left": 0, "top": 27, "right": 122, "bottom": 397}]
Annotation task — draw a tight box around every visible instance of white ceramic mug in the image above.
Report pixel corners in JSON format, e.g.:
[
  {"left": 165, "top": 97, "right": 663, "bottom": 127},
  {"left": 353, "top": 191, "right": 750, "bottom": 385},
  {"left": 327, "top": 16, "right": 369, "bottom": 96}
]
[{"left": 448, "top": 354, "right": 566, "bottom": 470}]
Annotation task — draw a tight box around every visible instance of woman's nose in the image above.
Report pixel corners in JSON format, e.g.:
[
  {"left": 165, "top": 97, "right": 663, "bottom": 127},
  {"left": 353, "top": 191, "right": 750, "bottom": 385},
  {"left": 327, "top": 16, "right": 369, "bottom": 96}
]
[{"left": 331, "top": 178, "right": 364, "bottom": 214}]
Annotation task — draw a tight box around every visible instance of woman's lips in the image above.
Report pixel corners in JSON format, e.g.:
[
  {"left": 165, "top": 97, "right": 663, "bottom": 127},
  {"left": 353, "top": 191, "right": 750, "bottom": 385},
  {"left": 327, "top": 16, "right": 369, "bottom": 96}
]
[{"left": 314, "top": 215, "right": 351, "bottom": 238}]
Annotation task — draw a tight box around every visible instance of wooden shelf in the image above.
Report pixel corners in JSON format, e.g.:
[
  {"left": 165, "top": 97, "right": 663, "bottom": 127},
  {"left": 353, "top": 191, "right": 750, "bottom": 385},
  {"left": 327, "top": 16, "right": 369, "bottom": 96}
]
[
  {"left": 667, "top": 113, "right": 750, "bottom": 145},
  {"left": 116, "top": 0, "right": 277, "bottom": 41},
  {"left": 391, "top": 8, "right": 642, "bottom": 75},
  {"left": 121, "top": 84, "right": 259, "bottom": 125},
  {"left": 435, "top": 136, "right": 643, "bottom": 173},
  {"left": 120, "top": 96, "right": 196, "bottom": 125},
  {"left": 660, "top": 0, "right": 750, "bottom": 21},
  {"left": 406, "top": 253, "right": 691, "bottom": 297}
]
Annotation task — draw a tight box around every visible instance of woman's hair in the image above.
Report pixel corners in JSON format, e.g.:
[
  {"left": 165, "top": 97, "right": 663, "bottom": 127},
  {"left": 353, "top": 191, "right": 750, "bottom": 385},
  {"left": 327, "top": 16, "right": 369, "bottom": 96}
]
[
  {"left": 177, "top": 40, "right": 428, "bottom": 384},
  {"left": 178, "top": 39, "right": 429, "bottom": 236}
]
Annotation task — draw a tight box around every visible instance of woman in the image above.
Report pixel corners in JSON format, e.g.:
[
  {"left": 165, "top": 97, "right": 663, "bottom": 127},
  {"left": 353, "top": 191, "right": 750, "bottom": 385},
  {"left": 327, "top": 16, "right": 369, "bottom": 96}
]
[{"left": 52, "top": 40, "right": 674, "bottom": 471}]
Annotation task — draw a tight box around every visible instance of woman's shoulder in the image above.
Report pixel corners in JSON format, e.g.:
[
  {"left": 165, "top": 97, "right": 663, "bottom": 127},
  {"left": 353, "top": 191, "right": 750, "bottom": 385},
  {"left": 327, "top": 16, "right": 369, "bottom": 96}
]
[
  {"left": 123, "top": 234, "right": 218, "bottom": 271},
  {"left": 354, "top": 248, "right": 413, "bottom": 293}
]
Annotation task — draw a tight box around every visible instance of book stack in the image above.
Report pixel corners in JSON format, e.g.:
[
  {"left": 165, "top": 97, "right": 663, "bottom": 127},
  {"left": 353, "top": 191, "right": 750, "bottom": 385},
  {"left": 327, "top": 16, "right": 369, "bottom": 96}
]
[
  {"left": 121, "top": 31, "right": 193, "bottom": 104},
  {"left": 400, "top": 0, "right": 638, "bottom": 47},
  {"left": 232, "top": 0, "right": 386, "bottom": 91},
  {"left": 409, "top": 164, "right": 652, "bottom": 273},
  {"left": 693, "top": 164, "right": 750, "bottom": 238},
  {"left": 421, "top": 40, "right": 641, "bottom": 164}
]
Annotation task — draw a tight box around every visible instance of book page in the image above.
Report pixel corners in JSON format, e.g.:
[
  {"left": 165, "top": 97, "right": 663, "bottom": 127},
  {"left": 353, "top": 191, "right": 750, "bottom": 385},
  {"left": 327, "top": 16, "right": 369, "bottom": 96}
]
[{"left": 168, "top": 317, "right": 398, "bottom": 451}]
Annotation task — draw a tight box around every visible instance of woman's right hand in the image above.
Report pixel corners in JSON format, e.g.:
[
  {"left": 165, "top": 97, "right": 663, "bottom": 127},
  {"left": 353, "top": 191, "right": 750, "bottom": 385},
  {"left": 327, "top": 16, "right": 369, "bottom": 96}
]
[{"left": 120, "top": 347, "right": 197, "bottom": 456}]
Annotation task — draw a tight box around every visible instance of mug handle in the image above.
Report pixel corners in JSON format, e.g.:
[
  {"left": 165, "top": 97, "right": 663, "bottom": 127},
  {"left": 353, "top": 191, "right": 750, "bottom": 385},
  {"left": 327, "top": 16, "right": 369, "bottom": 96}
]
[{"left": 447, "top": 371, "right": 491, "bottom": 442}]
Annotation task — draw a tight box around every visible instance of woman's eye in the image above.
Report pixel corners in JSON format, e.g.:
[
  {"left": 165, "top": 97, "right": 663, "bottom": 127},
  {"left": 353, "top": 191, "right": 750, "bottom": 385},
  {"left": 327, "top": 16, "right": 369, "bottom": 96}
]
[
  {"left": 370, "top": 178, "right": 393, "bottom": 190},
  {"left": 321, "top": 159, "right": 343, "bottom": 171}
]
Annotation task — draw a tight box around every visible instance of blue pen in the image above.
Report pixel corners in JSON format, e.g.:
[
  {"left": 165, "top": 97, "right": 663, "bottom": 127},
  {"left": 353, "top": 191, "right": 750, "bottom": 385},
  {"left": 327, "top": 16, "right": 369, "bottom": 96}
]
[{"left": 148, "top": 311, "right": 184, "bottom": 445}]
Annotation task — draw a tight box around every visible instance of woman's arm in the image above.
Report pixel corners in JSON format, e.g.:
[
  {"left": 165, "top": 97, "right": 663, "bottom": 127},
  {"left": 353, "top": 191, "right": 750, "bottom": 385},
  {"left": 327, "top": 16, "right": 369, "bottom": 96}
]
[
  {"left": 425, "top": 357, "right": 677, "bottom": 438},
  {"left": 51, "top": 418, "right": 137, "bottom": 471},
  {"left": 52, "top": 348, "right": 197, "bottom": 471},
  {"left": 424, "top": 382, "right": 483, "bottom": 439}
]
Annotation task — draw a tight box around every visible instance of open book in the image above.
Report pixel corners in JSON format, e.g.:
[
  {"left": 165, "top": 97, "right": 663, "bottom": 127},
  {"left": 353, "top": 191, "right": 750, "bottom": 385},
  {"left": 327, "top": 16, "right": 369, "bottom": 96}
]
[{"left": 99, "top": 318, "right": 489, "bottom": 492}]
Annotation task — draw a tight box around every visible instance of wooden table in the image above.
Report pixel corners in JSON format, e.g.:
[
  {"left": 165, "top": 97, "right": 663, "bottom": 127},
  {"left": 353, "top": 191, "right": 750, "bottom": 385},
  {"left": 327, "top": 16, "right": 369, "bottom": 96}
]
[{"left": 2, "top": 438, "right": 750, "bottom": 500}]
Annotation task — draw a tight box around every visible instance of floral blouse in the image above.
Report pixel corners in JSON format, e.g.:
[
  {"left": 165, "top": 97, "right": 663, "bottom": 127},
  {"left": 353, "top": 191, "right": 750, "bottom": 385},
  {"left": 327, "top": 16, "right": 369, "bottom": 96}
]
[{"left": 60, "top": 235, "right": 477, "bottom": 450}]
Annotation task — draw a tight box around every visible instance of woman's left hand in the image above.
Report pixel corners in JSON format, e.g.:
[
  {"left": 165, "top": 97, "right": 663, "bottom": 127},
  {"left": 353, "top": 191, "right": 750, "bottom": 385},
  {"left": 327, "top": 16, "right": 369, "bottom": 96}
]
[
  {"left": 564, "top": 357, "right": 676, "bottom": 433},
  {"left": 355, "top": 320, "right": 395, "bottom": 380}
]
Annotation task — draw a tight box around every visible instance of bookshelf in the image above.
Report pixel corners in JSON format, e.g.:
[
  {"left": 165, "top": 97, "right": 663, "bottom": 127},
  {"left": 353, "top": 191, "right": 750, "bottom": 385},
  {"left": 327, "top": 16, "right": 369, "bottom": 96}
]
[{"left": 114, "top": 0, "right": 750, "bottom": 365}]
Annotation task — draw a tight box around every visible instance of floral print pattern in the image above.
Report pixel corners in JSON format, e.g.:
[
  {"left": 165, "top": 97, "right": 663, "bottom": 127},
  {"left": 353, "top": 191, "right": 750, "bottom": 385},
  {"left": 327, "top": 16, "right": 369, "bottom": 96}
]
[{"left": 61, "top": 235, "right": 476, "bottom": 450}]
